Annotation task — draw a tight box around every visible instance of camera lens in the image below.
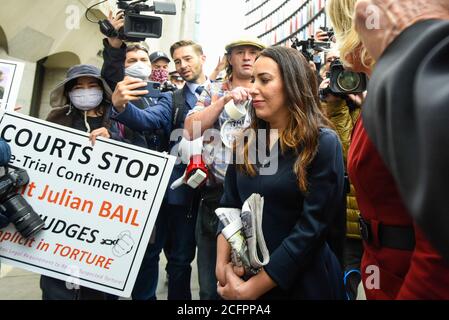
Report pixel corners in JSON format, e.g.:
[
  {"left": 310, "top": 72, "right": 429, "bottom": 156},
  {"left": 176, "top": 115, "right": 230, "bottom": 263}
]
[
  {"left": 337, "top": 70, "right": 361, "bottom": 92},
  {"left": 2, "top": 194, "right": 45, "bottom": 238},
  {"left": 133, "top": 22, "right": 148, "bottom": 33}
]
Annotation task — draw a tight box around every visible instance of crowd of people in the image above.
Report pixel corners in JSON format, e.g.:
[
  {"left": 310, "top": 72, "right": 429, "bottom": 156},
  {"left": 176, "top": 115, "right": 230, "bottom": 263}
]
[{"left": 1, "top": 0, "right": 449, "bottom": 300}]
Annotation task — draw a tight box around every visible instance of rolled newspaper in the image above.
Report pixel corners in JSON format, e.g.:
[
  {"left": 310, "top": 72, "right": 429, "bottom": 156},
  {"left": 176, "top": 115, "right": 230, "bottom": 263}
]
[{"left": 215, "top": 208, "right": 256, "bottom": 275}]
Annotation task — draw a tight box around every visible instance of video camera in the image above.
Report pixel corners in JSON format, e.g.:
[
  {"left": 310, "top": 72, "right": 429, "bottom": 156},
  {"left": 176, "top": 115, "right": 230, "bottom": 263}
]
[
  {"left": 99, "top": 1, "right": 176, "bottom": 42},
  {"left": 0, "top": 166, "right": 45, "bottom": 238},
  {"left": 319, "top": 58, "right": 367, "bottom": 99},
  {"left": 291, "top": 36, "right": 331, "bottom": 66}
]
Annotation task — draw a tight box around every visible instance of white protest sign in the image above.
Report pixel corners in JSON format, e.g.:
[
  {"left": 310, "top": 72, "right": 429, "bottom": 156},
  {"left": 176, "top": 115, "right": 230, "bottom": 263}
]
[
  {"left": 0, "top": 111, "right": 175, "bottom": 297},
  {"left": 0, "top": 59, "right": 25, "bottom": 111}
]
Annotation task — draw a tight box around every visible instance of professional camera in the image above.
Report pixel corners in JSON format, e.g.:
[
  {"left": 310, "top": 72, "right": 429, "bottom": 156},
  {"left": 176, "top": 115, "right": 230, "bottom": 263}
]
[
  {"left": 319, "top": 58, "right": 367, "bottom": 99},
  {"left": 291, "top": 36, "right": 331, "bottom": 65},
  {"left": 0, "top": 167, "right": 45, "bottom": 238},
  {"left": 98, "top": 1, "right": 176, "bottom": 42}
]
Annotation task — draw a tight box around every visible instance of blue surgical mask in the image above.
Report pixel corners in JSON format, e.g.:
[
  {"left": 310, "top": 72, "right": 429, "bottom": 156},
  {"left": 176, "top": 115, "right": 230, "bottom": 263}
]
[
  {"left": 69, "top": 88, "right": 103, "bottom": 111},
  {"left": 125, "top": 61, "right": 152, "bottom": 80}
]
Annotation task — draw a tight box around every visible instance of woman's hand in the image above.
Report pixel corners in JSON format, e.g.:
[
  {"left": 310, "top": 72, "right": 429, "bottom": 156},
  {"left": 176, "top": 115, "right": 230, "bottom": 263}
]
[
  {"left": 216, "top": 234, "right": 232, "bottom": 286},
  {"left": 217, "top": 263, "right": 251, "bottom": 300},
  {"left": 89, "top": 127, "right": 110, "bottom": 146},
  {"left": 319, "top": 78, "right": 340, "bottom": 103}
]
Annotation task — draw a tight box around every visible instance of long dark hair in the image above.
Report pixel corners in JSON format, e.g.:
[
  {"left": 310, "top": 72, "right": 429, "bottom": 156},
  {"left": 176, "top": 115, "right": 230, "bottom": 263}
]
[{"left": 237, "top": 46, "right": 334, "bottom": 193}]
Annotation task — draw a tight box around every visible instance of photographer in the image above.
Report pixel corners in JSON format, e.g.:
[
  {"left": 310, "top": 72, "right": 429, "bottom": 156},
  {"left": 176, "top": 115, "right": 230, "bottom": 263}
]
[
  {"left": 100, "top": 11, "right": 172, "bottom": 153},
  {"left": 0, "top": 139, "right": 11, "bottom": 230},
  {"left": 319, "top": 48, "right": 364, "bottom": 300},
  {"left": 100, "top": 11, "right": 173, "bottom": 300}
]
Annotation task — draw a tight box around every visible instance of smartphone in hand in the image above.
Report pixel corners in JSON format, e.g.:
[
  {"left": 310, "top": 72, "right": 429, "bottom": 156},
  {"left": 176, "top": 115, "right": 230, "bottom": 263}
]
[{"left": 138, "top": 81, "right": 161, "bottom": 98}]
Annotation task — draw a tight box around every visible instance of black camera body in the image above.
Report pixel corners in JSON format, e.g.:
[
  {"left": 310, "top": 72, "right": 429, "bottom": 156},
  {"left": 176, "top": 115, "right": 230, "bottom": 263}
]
[
  {"left": 291, "top": 36, "right": 331, "bottom": 69},
  {"left": 0, "top": 167, "right": 45, "bottom": 238},
  {"left": 99, "top": 1, "right": 176, "bottom": 42},
  {"left": 323, "top": 59, "right": 367, "bottom": 96}
]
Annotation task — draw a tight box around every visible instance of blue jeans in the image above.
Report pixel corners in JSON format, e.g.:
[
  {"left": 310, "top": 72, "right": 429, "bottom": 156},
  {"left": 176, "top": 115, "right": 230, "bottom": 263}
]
[{"left": 132, "top": 201, "right": 197, "bottom": 300}]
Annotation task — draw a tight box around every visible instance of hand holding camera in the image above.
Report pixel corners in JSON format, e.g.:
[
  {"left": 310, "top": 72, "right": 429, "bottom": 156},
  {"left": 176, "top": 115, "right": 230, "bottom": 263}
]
[
  {"left": 319, "top": 78, "right": 341, "bottom": 103},
  {"left": 319, "top": 59, "right": 367, "bottom": 102},
  {"left": 97, "top": 1, "right": 176, "bottom": 42},
  {"left": 105, "top": 11, "right": 125, "bottom": 48},
  {"left": 315, "top": 27, "right": 336, "bottom": 43}
]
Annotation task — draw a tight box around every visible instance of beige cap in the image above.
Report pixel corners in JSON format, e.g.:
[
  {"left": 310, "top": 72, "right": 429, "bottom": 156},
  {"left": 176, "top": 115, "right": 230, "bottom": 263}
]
[{"left": 225, "top": 36, "right": 266, "bottom": 53}]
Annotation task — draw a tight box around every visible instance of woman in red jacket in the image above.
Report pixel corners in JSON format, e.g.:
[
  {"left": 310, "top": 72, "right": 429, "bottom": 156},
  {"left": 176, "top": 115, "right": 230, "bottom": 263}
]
[{"left": 327, "top": 0, "right": 449, "bottom": 299}]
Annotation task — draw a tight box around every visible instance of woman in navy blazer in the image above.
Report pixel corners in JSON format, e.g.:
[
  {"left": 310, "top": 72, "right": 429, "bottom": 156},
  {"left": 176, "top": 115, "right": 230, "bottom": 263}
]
[{"left": 216, "top": 46, "right": 345, "bottom": 300}]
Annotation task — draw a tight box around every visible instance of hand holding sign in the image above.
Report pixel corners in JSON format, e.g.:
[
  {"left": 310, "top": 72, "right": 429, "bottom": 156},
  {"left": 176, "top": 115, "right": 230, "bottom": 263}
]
[{"left": 112, "top": 231, "right": 134, "bottom": 257}]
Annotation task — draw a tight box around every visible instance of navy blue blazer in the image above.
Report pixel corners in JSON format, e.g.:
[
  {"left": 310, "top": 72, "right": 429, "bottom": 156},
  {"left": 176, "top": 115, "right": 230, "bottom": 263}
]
[
  {"left": 165, "top": 86, "right": 199, "bottom": 206},
  {"left": 220, "top": 128, "right": 346, "bottom": 299}
]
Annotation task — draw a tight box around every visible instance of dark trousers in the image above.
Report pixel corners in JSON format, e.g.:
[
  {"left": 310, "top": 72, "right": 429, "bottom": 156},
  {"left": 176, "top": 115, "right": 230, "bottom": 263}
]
[
  {"left": 132, "top": 201, "right": 197, "bottom": 300},
  {"left": 195, "top": 185, "right": 223, "bottom": 300}
]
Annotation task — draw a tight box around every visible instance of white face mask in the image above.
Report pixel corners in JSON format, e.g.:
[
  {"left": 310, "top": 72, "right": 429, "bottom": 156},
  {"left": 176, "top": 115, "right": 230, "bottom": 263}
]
[
  {"left": 69, "top": 88, "right": 103, "bottom": 111},
  {"left": 125, "top": 61, "right": 152, "bottom": 80}
]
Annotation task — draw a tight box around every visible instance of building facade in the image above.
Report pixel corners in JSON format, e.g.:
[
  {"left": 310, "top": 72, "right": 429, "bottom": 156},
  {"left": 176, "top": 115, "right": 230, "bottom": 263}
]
[
  {"left": 244, "top": 0, "right": 329, "bottom": 47},
  {"left": 0, "top": 0, "right": 198, "bottom": 119}
]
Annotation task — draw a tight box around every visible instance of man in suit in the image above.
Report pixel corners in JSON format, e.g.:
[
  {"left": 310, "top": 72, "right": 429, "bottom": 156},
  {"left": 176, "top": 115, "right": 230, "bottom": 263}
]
[
  {"left": 353, "top": 0, "right": 449, "bottom": 261},
  {"left": 114, "top": 40, "right": 208, "bottom": 299},
  {"left": 157, "top": 40, "right": 209, "bottom": 299}
]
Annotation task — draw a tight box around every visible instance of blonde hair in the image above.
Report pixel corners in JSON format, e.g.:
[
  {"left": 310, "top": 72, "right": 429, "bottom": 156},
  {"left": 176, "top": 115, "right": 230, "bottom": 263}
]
[{"left": 326, "top": 0, "right": 374, "bottom": 69}]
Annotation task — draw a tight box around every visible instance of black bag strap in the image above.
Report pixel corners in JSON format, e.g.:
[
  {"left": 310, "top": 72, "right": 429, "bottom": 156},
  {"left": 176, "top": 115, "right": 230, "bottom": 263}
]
[{"left": 172, "top": 89, "right": 187, "bottom": 129}]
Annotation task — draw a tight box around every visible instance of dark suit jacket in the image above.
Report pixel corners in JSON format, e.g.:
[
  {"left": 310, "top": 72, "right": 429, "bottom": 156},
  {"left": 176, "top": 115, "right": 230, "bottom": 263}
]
[
  {"left": 166, "top": 86, "right": 198, "bottom": 206},
  {"left": 362, "top": 19, "right": 449, "bottom": 261}
]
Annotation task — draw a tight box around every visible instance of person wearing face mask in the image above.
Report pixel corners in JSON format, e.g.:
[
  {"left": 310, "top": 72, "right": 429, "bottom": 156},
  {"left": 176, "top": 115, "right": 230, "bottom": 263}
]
[
  {"left": 99, "top": 13, "right": 173, "bottom": 301},
  {"left": 100, "top": 12, "right": 172, "bottom": 153},
  {"left": 41, "top": 64, "right": 121, "bottom": 300},
  {"left": 149, "top": 51, "right": 170, "bottom": 84}
]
